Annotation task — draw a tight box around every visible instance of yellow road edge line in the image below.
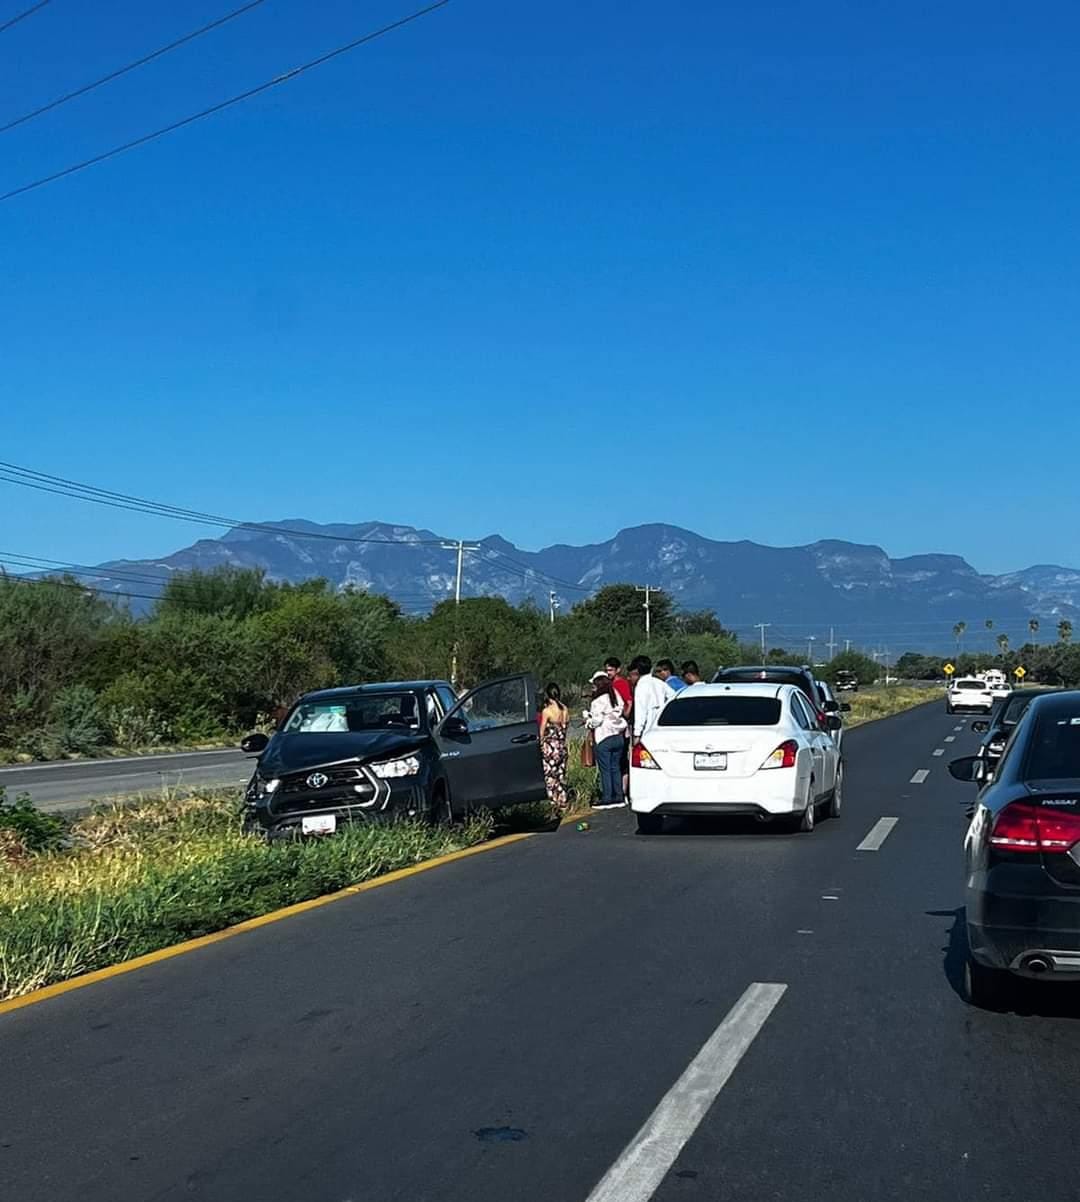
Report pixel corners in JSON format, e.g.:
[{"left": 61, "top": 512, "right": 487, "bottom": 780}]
[{"left": 0, "top": 832, "right": 533, "bottom": 1017}]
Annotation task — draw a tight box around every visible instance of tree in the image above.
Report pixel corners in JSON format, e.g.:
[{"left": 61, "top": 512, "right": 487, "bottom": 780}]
[
  {"left": 997, "top": 633, "right": 1009, "bottom": 658},
  {"left": 984, "top": 618, "right": 994, "bottom": 652},
  {"left": 157, "top": 566, "right": 280, "bottom": 620},
  {"left": 675, "top": 610, "right": 729, "bottom": 637},
  {"left": 1059, "top": 619, "right": 1073, "bottom": 644},
  {"left": 1029, "top": 618, "right": 1040, "bottom": 646},
  {"left": 570, "top": 583, "right": 675, "bottom": 639},
  {"left": 952, "top": 622, "right": 966, "bottom": 659}
]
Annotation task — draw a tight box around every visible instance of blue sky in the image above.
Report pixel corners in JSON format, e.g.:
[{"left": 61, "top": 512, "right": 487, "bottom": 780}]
[{"left": 2, "top": 0, "right": 1078, "bottom": 575}]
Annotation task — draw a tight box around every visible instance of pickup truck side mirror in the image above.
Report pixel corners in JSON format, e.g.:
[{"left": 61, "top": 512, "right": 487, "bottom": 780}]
[
  {"left": 822, "top": 700, "right": 839, "bottom": 713},
  {"left": 840, "top": 703, "right": 852, "bottom": 713},
  {"left": 441, "top": 715, "right": 469, "bottom": 738},
  {"left": 826, "top": 715, "right": 843, "bottom": 731},
  {"left": 240, "top": 732, "right": 269, "bottom": 755}
]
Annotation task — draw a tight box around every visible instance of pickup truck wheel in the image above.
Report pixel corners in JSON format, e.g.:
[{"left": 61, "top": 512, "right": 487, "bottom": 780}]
[{"left": 429, "top": 781, "right": 455, "bottom": 826}]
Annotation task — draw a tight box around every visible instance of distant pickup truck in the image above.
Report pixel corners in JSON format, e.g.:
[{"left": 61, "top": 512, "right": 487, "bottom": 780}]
[{"left": 835, "top": 670, "right": 858, "bottom": 692}]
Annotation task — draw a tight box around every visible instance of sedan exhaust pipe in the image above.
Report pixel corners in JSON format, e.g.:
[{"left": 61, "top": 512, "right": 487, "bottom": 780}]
[{"left": 1023, "top": 955, "right": 1052, "bottom": 975}]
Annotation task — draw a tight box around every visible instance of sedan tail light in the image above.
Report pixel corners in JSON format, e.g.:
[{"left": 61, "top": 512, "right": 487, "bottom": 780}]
[
  {"left": 990, "top": 801, "right": 1080, "bottom": 852},
  {"left": 760, "top": 739, "right": 799, "bottom": 770},
  {"left": 632, "top": 743, "right": 659, "bottom": 769}
]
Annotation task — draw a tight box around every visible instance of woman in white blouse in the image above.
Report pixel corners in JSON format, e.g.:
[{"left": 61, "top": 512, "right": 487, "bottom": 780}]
[{"left": 585, "top": 672, "right": 628, "bottom": 808}]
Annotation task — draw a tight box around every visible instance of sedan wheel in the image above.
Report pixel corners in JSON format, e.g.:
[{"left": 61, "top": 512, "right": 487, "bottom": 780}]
[
  {"left": 797, "top": 782, "right": 816, "bottom": 833},
  {"left": 636, "top": 811, "right": 663, "bottom": 835},
  {"left": 964, "top": 956, "right": 1010, "bottom": 1011},
  {"left": 826, "top": 765, "right": 843, "bottom": 820}
]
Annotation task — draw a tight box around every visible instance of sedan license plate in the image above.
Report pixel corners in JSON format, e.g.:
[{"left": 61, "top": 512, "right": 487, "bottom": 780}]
[
  {"left": 694, "top": 752, "right": 727, "bottom": 771},
  {"left": 301, "top": 814, "right": 337, "bottom": 835}
]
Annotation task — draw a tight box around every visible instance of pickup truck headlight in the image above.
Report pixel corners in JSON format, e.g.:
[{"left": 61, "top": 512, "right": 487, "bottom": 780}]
[{"left": 370, "top": 755, "right": 421, "bottom": 779}]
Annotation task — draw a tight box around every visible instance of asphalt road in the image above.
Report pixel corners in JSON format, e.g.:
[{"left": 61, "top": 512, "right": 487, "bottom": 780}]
[
  {"left": 4, "top": 701, "right": 1080, "bottom": 1202},
  {"left": 0, "top": 748, "right": 252, "bottom": 812}
]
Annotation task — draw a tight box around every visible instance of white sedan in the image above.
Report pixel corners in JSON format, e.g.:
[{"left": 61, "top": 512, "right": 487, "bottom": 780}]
[{"left": 630, "top": 683, "right": 842, "bottom": 835}]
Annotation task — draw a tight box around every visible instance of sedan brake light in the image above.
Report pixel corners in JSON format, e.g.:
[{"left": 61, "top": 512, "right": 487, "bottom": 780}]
[
  {"left": 760, "top": 739, "right": 798, "bottom": 770},
  {"left": 990, "top": 802, "right": 1080, "bottom": 852},
  {"left": 632, "top": 743, "right": 659, "bottom": 769}
]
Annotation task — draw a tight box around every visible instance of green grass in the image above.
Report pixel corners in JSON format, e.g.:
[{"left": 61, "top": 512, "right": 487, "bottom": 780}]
[
  {"left": 0, "top": 791, "right": 493, "bottom": 1002},
  {"left": 842, "top": 685, "right": 939, "bottom": 727}
]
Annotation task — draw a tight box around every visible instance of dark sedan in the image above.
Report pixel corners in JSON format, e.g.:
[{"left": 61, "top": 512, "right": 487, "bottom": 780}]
[
  {"left": 949, "top": 691, "right": 1080, "bottom": 1007},
  {"left": 240, "top": 675, "right": 547, "bottom": 837}
]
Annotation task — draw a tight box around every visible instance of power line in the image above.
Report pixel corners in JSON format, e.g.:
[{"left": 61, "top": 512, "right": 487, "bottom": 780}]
[
  {"left": 0, "top": 0, "right": 50, "bottom": 37},
  {"left": 0, "top": 0, "right": 451, "bottom": 203},
  {"left": 0, "top": 460, "right": 447, "bottom": 548},
  {"left": 0, "top": 461, "right": 599, "bottom": 598},
  {"left": 0, "top": 0, "right": 269, "bottom": 135}
]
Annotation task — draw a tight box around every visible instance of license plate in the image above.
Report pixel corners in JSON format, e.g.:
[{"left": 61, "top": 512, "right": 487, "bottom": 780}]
[
  {"left": 301, "top": 814, "right": 337, "bottom": 835},
  {"left": 694, "top": 752, "right": 727, "bottom": 771}
]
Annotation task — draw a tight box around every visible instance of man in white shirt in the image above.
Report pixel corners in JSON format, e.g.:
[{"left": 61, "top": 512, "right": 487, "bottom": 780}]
[{"left": 629, "top": 655, "right": 675, "bottom": 741}]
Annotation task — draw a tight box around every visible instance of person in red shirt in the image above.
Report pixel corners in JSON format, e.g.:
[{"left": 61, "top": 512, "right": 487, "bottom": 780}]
[{"left": 604, "top": 657, "right": 633, "bottom": 796}]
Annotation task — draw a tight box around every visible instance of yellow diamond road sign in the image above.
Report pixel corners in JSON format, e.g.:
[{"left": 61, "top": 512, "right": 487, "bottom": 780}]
[
  {"left": 943, "top": 662, "right": 955, "bottom": 676},
  {"left": 1014, "top": 665, "right": 1026, "bottom": 680}
]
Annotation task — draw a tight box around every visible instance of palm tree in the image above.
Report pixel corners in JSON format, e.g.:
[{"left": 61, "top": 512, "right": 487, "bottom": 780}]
[
  {"left": 997, "top": 633, "right": 1009, "bottom": 660},
  {"left": 1059, "top": 619, "right": 1073, "bottom": 644},
  {"left": 953, "top": 621, "right": 967, "bottom": 660},
  {"left": 1028, "top": 618, "right": 1040, "bottom": 647}
]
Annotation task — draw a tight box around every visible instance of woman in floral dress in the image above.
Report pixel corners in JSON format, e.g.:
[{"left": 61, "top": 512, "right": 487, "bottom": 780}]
[{"left": 539, "top": 682, "right": 570, "bottom": 811}]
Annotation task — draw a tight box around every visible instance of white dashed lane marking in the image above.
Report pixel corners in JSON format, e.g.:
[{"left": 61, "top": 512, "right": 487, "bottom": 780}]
[
  {"left": 584, "top": 983, "right": 787, "bottom": 1202},
  {"left": 933, "top": 749, "right": 944, "bottom": 756},
  {"left": 910, "top": 769, "right": 930, "bottom": 784},
  {"left": 857, "top": 816, "right": 899, "bottom": 851},
  {"left": 954, "top": 725, "right": 963, "bottom": 732},
  {"left": 945, "top": 736, "right": 956, "bottom": 743}
]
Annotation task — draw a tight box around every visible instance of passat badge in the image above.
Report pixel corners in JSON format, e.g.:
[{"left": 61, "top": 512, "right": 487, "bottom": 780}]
[{"left": 307, "top": 772, "right": 329, "bottom": 789}]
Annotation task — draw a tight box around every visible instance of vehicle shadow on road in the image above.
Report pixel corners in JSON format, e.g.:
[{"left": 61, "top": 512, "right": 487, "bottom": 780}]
[
  {"left": 648, "top": 815, "right": 818, "bottom": 839},
  {"left": 928, "top": 906, "right": 1080, "bottom": 1018}
]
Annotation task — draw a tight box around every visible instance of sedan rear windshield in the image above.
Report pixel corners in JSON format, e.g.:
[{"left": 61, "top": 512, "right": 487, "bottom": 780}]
[
  {"left": 283, "top": 694, "right": 421, "bottom": 733},
  {"left": 1026, "top": 714, "right": 1080, "bottom": 779},
  {"left": 658, "top": 696, "right": 782, "bottom": 727},
  {"left": 955, "top": 680, "right": 987, "bottom": 690}
]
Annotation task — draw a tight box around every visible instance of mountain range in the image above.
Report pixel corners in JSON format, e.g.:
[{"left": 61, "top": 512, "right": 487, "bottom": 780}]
[{"left": 74, "top": 520, "right": 1080, "bottom": 655}]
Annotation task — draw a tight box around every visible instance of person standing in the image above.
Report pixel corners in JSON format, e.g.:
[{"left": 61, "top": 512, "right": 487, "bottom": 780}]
[
  {"left": 655, "top": 658, "right": 685, "bottom": 691},
  {"left": 629, "top": 655, "right": 674, "bottom": 742},
  {"left": 604, "top": 656, "right": 634, "bottom": 796},
  {"left": 585, "top": 673, "right": 628, "bottom": 808},
  {"left": 539, "top": 682, "right": 570, "bottom": 812},
  {"left": 681, "top": 660, "right": 703, "bottom": 686}
]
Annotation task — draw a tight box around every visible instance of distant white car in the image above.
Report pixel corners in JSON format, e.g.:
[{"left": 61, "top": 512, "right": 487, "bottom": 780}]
[
  {"left": 630, "top": 683, "right": 842, "bottom": 835},
  {"left": 947, "top": 677, "right": 994, "bottom": 714}
]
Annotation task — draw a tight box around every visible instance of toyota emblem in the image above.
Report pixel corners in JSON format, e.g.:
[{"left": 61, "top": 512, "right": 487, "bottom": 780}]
[{"left": 306, "top": 772, "right": 329, "bottom": 789}]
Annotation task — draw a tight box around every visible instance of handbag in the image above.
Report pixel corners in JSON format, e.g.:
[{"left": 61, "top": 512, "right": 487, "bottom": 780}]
[{"left": 580, "top": 729, "right": 595, "bottom": 768}]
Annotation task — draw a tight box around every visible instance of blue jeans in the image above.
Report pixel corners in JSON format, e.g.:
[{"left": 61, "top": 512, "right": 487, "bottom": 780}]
[{"left": 595, "top": 734, "right": 625, "bottom": 804}]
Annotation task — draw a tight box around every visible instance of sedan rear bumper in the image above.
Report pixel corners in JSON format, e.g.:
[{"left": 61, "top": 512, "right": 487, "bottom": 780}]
[
  {"left": 629, "top": 768, "right": 805, "bottom": 816},
  {"left": 967, "top": 874, "right": 1080, "bottom": 975}
]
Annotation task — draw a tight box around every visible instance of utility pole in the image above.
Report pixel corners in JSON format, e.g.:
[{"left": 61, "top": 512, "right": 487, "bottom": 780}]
[
  {"left": 440, "top": 539, "right": 480, "bottom": 686},
  {"left": 440, "top": 539, "right": 480, "bottom": 605},
  {"left": 548, "top": 590, "right": 559, "bottom": 624},
  {"left": 754, "top": 622, "right": 771, "bottom": 661},
  {"left": 806, "top": 635, "right": 816, "bottom": 664},
  {"left": 844, "top": 639, "right": 852, "bottom": 653},
  {"left": 826, "top": 627, "right": 837, "bottom": 660},
  {"left": 636, "top": 585, "right": 655, "bottom": 643}
]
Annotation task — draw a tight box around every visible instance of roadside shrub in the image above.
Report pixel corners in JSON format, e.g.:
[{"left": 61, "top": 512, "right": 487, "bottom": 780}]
[
  {"left": 47, "top": 685, "right": 106, "bottom": 754},
  {"left": 0, "top": 787, "right": 68, "bottom": 853}
]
